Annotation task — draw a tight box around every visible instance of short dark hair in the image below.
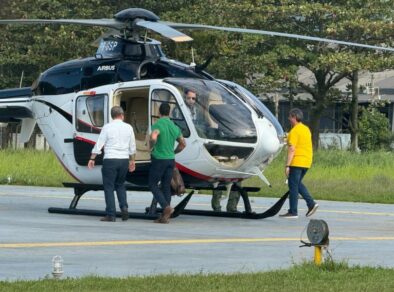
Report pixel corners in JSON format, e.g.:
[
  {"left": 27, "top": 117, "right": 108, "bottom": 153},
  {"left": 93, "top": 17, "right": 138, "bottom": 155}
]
[
  {"left": 184, "top": 88, "right": 197, "bottom": 96},
  {"left": 289, "top": 108, "right": 303, "bottom": 122},
  {"left": 159, "top": 102, "right": 170, "bottom": 116},
  {"left": 111, "top": 106, "right": 124, "bottom": 119}
]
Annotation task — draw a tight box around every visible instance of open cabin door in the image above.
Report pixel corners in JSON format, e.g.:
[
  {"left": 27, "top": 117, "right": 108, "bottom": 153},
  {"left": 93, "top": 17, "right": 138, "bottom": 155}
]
[
  {"left": 149, "top": 86, "right": 190, "bottom": 143},
  {"left": 112, "top": 86, "right": 151, "bottom": 161},
  {"left": 73, "top": 93, "right": 108, "bottom": 166}
]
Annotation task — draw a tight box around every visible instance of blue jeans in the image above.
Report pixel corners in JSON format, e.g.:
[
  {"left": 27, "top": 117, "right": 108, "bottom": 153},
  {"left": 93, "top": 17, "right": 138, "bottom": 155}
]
[
  {"left": 102, "top": 159, "right": 129, "bottom": 217},
  {"left": 148, "top": 158, "right": 175, "bottom": 209},
  {"left": 288, "top": 166, "right": 315, "bottom": 215}
]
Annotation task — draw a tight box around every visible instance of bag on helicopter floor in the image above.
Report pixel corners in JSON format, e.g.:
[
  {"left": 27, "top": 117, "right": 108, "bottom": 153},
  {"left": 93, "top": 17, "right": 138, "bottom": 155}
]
[{"left": 171, "top": 167, "right": 185, "bottom": 196}]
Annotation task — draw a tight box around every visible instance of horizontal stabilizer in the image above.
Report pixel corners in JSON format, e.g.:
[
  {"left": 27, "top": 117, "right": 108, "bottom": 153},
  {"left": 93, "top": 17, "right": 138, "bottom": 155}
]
[
  {"left": 0, "top": 106, "right": 33, "bottom": 122},
  {"left": 0, "top": 88, "right": 33, "bottom": 122}
]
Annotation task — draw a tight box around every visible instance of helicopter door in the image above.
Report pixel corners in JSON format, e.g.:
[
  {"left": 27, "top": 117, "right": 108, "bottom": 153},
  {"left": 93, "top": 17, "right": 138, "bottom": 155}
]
[
  {"left": 73, "top": 94, "right": 108, "bottom": 166},
  {"left": 112, "top": 86, "right": 150, "bottom": 161},
  {"left": 149, "top": 87, "right": 194, "bottom": 157}
]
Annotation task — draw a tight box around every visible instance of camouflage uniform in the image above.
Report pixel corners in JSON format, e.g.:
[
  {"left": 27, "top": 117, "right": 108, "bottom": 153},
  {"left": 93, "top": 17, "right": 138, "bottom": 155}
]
[{"left": 211, "top": 189, "right": 241, "bottom": 212}]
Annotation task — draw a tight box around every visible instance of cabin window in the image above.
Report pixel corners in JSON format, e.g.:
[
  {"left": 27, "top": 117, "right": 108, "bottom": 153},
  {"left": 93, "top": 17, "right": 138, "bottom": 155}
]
[
  {"left": 151, "top": 89, "right": 190, "bottom": 138},
  {"left": 75, "top": 94, "right": 107, "bottom": 133}
]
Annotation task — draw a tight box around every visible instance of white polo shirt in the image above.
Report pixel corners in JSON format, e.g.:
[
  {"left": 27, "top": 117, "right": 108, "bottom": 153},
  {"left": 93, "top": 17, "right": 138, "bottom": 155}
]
[{"left": 91, "top": 119, "right": 136, "bottom": 159}]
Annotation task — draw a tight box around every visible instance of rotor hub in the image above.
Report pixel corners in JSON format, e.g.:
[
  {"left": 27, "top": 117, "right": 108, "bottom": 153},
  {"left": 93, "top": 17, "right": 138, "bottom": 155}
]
[{"left": 114, "top": 8, "right": 159, "bottom": 22}]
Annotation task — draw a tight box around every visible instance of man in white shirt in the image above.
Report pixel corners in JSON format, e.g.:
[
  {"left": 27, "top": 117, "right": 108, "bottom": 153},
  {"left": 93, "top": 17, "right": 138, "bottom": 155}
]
[{"left": 88, "top": 106, "right": 136, "bottom": 222}]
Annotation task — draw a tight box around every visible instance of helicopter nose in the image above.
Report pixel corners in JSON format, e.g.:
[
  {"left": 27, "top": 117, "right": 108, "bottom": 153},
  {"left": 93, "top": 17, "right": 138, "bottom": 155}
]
[{"left": 259, "top": 121, "right": 281, "bottom": 155}]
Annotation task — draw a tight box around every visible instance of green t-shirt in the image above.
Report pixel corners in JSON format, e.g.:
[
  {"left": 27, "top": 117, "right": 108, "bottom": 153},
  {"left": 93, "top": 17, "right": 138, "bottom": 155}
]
[{"left": 151, "top": 117, "right": 182, "bottom": 159}]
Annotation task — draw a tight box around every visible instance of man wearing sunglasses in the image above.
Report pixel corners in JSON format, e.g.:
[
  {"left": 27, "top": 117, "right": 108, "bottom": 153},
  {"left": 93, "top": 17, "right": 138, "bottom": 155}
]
[{"left": 184, "top": 89, "right": 199, "bottom": 121}]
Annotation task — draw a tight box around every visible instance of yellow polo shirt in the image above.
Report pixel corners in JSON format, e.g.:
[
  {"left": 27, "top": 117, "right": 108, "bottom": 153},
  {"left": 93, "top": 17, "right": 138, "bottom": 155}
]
[{"left": 288, "top": 122, "right": 313, "bottom": 168}]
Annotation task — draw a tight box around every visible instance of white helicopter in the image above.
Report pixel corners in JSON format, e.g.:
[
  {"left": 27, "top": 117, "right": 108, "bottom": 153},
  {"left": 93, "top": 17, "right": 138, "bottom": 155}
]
[{"left": 0, "top": 8, "right": 392, "bottom": 220}]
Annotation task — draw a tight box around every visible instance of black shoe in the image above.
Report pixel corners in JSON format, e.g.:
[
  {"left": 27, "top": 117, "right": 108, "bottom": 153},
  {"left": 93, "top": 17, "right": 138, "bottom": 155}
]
[
  {"left": 121, "top": 208, "right": 129, "bottom": 221},
  {"left": 279, "top": 212, "right": 298, "bottom": 219},
  {"left": 306, "top": 203, "right": 319, "bottom": 217},
  {"left": 100, "top": 216, "right": 116, "bottom": 222}
]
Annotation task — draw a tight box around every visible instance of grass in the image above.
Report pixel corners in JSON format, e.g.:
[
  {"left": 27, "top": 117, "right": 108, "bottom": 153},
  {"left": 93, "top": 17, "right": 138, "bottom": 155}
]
[
  {"left": 1, "top": 262, "right": 393, "bottom": 291},
  {"left": 0, "top": 149, "right": 393, "bottom": 203},
  {"left": 245, "top": 150, "right": 394, "bottom": 204},
  {"left": 0, "top": 149, "right": 73, "bottom": 187}
]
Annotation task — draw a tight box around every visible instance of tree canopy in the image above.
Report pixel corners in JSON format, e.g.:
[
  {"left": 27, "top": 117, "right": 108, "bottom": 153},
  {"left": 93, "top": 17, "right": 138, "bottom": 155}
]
[{"left": 0, "top": 0, "right": 393, "bottom": 148}]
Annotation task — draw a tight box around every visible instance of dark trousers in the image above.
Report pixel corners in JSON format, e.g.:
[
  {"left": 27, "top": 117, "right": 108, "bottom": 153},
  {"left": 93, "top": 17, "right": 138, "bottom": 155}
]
[
  {"left": 148, "top": 158, "right": 175, "bottom": 209},
  {"left": 288, "top": 166, "right": 315, "bottom": 215},
  {"left": 102, "top": 159, "right": 129, "bottom": 218}
]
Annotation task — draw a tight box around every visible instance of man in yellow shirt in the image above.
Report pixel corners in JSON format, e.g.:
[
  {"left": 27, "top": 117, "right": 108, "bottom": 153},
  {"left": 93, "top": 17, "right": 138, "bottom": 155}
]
[{"left": 280, "top": 108, "right": 318, "bottom": 219}]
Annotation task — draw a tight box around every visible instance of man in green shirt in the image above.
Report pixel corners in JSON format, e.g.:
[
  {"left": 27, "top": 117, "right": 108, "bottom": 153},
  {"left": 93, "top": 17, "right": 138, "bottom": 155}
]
[{"left": 149, "top": 102, "right": 186, "bottom": 223}]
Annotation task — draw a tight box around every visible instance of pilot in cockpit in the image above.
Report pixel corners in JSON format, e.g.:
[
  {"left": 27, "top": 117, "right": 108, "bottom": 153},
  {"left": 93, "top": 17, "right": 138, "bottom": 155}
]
[
  {"left": 183, "top": 88, "right": 199, "bottom": 121},
  {"left": 173, "top": 88, "right": 201, "bottom": 122}
]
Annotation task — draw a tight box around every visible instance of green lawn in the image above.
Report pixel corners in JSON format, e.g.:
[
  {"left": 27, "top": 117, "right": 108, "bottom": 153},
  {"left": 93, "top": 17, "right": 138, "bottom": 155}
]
[
  {"left": 0, "top": 149, "right": 394, "bottom": 203},
  {"left": 1, "top": 263, "right": 393, "bottom": 291},
  {"left": 245, "top": 150, "right": 394, "bottom": 204}
]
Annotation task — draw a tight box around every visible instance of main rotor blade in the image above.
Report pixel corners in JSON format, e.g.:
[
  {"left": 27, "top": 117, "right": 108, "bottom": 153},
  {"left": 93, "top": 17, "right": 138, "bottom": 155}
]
[
  {"left": 0, "top": 19, "right": 125, "bottom": 30},
  {"left": 136, "top": 20, "right": 192, "bottom": 42},
  {"left": 163, "top": 22, "right": 394, "bottom": 52}
]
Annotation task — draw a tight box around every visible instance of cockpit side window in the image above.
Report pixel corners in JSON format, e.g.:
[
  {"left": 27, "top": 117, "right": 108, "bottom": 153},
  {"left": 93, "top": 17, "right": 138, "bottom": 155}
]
[
  {"left": 164, "top": 79, "right": 257, "bottom": 143},
  {"left": 76, "top": 94, "right": 107, "bottom": 133},
  {"left": 151, "top": 89, "right": 190, "bottom": 138}
]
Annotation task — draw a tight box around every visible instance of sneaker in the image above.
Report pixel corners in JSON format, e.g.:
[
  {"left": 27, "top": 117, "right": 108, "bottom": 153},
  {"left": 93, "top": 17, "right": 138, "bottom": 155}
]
[
  {"left": 306, "top": 203, "right": 319, "bottom": 217},
  {"left": 121, "top": 208, "right": 129, "bottom": 221},
  {"left": 279, "top": 212, "right": 298, "bottom": 219},
  {"left": 100, "top": 216, "right": 116, "bottom": 222}
]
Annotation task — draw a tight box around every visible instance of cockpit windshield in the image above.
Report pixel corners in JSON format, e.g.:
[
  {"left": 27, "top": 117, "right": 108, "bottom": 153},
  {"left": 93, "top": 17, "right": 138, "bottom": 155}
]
[{"left": 164, "top": 78, "right": 257, "bottom": 143}]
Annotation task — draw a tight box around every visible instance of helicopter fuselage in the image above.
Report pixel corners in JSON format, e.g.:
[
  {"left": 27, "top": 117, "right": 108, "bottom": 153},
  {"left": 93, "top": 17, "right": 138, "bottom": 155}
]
[
  {"left": 0, "top": 37, "right": 284, "bottom": 188},
  {"left": 0, "top": 76, "right": 284, "bottom": 188}
]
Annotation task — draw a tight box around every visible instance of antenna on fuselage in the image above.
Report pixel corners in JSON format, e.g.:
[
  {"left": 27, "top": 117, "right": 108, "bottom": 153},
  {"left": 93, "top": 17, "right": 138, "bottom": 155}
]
[
  {"left": 190, "top": 47, "right": 196, "bottom": 67},
  {"left": 19, "top": 71, "right": 24, "bottom": 88}
]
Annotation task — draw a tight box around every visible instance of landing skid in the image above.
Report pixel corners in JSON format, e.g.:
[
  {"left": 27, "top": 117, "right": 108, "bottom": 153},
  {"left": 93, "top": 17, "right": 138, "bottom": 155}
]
[
  {"left": 48, "top": 183, "right": 167, "bottom": 220},
  {"left": 48, "top": 183, "right": 288, "bottom": 220},
  {"left": 149, "top": 190, "right": 289, "bottom": 219}
]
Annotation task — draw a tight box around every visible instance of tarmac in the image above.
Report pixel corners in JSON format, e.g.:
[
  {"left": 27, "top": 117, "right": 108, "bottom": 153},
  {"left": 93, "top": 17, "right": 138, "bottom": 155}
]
[{"left": 0, "top": 185, "right": 393, "bottom": 281}]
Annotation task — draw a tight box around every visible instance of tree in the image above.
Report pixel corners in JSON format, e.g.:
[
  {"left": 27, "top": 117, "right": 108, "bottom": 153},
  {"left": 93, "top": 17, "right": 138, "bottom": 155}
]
[
  {"left": 359, "top": 104, "right": 393, "bottom": 151},
  {"left": 163, "top": 1, "right": 394, "bottom": 148}
]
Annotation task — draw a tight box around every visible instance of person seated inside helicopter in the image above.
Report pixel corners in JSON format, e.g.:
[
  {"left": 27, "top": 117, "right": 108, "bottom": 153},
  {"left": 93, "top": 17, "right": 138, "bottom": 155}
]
[{"left": 172, "top": 88, "right": 207, "bottom": 136}]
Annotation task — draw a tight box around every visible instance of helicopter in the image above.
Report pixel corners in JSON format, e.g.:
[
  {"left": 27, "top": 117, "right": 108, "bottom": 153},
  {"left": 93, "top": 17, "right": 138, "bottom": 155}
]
[{"left": 0, "top": 8, "right": 393, "bottom": 220}]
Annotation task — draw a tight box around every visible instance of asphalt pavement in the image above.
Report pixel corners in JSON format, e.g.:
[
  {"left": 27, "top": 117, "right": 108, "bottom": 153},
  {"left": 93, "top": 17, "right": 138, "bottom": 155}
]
[{"left": 0, "top": 185, "right": 393, "bottom": 281}]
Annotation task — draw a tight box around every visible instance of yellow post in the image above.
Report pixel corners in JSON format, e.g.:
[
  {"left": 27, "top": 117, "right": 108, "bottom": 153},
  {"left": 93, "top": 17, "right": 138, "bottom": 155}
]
[{"left": 314, "top": 246, "right": 322, "bottom": 265}]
